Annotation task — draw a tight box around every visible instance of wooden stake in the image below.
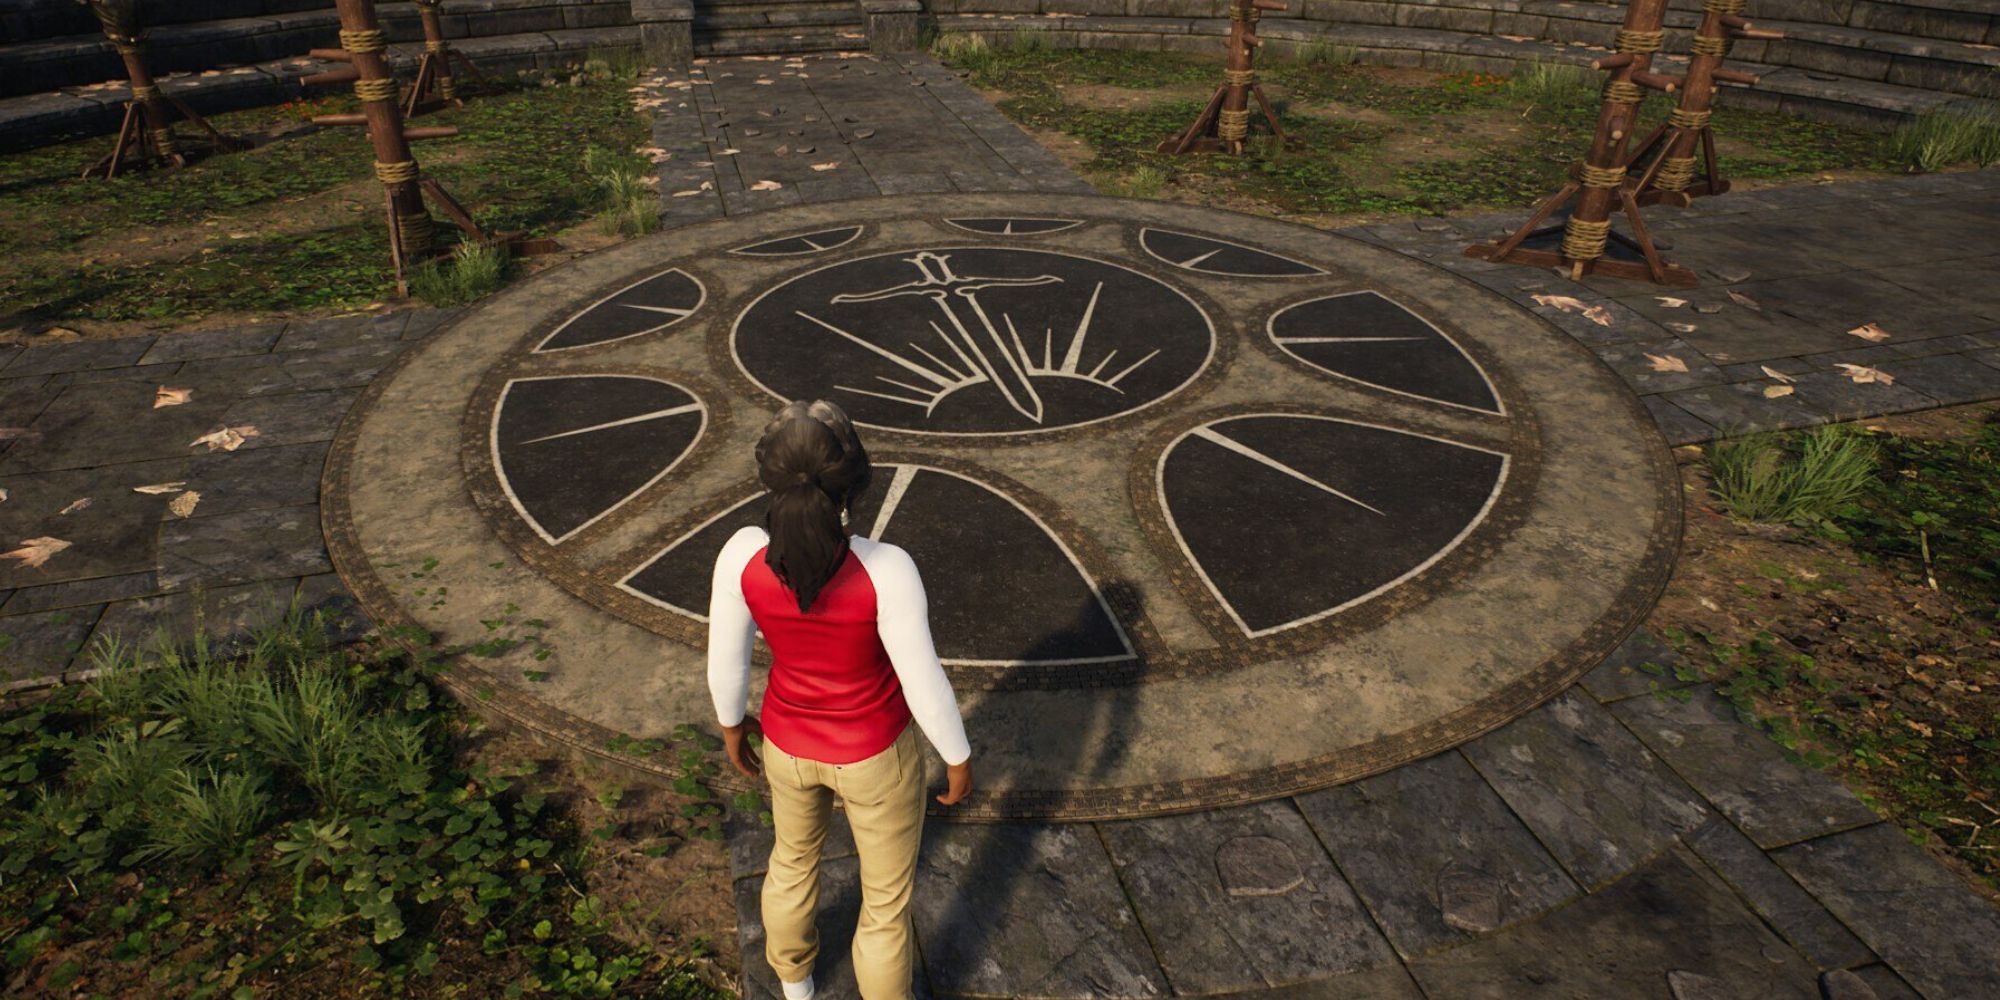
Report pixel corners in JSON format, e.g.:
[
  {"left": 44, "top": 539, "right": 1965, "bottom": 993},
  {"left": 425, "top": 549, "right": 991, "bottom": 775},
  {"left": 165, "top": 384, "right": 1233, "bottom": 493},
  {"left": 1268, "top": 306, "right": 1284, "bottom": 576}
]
[
  {"left": 1158, "top": 0, "right": 1289, "bottom": 155},
  {"left": 1629, "top": 0, "right": 1785, "bottom": 207},
  {"left": 78, "top": 0, "right": 244, "bottom": 179}
]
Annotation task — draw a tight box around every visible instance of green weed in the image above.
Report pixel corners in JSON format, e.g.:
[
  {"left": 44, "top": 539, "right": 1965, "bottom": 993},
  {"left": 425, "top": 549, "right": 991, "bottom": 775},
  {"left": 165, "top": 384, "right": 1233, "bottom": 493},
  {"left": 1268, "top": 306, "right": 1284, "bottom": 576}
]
[
  {"left": 1295, "top": 40, "right": 1359, "bottom": 67},
  {"left": 584, "top": 145, "right": 661, "bottom": 237},
  {"left": 1706, "top": 425, "right": 1879, "bottom": 524},
  {"left": 581, "top": 45, "right": 646, "bottom": 82},
  {"left": 408, "top": 238, "right": 509, "bottom": 306},
  {"left": 1506, "top": 59, "right": 1598, "bottom": 110},
  {"left": 1886, "top": 103, "right": 2000, "bottom": 172}
]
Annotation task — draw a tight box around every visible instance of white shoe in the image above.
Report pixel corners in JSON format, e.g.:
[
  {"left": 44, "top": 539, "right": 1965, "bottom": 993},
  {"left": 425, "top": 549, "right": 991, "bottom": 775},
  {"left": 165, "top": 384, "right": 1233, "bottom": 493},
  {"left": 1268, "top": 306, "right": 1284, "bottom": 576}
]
[{"left": 780, "top": 974, "right": 815, "bottom": 1000}]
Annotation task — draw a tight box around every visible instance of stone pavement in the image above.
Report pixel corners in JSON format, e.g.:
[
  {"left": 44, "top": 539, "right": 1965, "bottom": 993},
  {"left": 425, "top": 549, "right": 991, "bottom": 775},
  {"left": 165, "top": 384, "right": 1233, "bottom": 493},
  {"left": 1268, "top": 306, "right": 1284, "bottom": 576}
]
[{"left": 0, "top": 52, "right": 1997, "bottom": 1000}]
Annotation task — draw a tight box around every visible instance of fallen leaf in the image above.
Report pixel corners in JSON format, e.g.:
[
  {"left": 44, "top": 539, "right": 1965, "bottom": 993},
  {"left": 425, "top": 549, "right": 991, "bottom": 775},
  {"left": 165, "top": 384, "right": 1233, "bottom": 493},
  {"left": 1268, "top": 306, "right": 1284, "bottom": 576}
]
[
  {"left": 671, "top": 189, "right": 704, "bottom": 198},
  {"left": 1531, "top": 294, "right": 1589, "bottom": 313},
  {"left": 0, "top": 488, "right": 7, "bottom": 503},
  {"left": 1581, "top": 305, "right": 1615, "bottom": 327},
  {"left": 133, "top": 482, "right": 187, "bottom": 494},
  {"left": 1664, "top": 322, "right": 1697, "bottom": 334},
  {"left": 754, "top": 78, "right": 774, "bottom": 85},
  {"left": 854, "top": 128, "right": 876, "bottom": 139},
  {"left": 1835, "top": 363, "right": 1894, "bottom": 385},
  {"left": 1655, "top": 296, "right": 1688, "bottom": 308},
  {"left": 1646, "top": 353, "right": 1689, "bottom": 373},
  {"left": 811, "top": 162, "right": 839, "bottom": 171},
  {"left": 716, "top": 148, "right": 740, "bottom": 155},
  {"left": 190, "top": 425, "right": 260, "bottom": 452},
  {"left": 168, "top": 491, "right": 200, "bottom": 518},
  {"left": 1727, "top": 290, "right": 1762, "bottom": 312},
  {"left": 58, "top": 498, "right": 90, "bottom": 515},
  {"left": 1759, "top": 366, "right": 1796, "bottom": 383},
  {"left": 153, "top": 385, "right": 193, "bottom": 408},
  {"left": 1763, "top": 384, "right": 1795, "bottom": 398},
  {"left": 750, "top": 180, "right": 783, "bottom": 191},
  {"left": 1847, "top": 322, "right": 1891, "bottom": 343},
  {"left": 1, "top": 536, "right": 69, "bottom": 570}
]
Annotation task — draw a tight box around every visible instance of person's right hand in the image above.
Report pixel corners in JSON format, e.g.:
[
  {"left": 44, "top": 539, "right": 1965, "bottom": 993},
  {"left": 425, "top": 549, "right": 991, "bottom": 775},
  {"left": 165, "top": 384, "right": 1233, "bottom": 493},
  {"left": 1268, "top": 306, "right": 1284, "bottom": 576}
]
[
  {"left": 936, "top": 759, "right": 973, "bottom": 806},
  {"left": 722, "top": 716, "right": 763, "bottom": 780}
]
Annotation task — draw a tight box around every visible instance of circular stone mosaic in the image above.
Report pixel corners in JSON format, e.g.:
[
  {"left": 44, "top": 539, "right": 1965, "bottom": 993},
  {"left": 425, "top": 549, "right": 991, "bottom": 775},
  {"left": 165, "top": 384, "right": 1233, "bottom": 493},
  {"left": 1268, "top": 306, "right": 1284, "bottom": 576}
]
[{"left": 325, "top": 193, "right": 1680, "bottom": 821}]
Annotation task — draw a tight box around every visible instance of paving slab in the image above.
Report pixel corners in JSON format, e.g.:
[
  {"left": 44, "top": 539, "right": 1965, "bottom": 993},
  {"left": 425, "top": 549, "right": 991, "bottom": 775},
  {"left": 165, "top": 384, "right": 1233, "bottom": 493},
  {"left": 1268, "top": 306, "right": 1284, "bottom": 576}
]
[
  {"left": 1579, "top": 629, "right": 1699, "bottom": 703},
  {"left": 156, "top": 504, "right": 331, "bottom": 591},
  {"left": 0, "top": 570, "right": 159, "bottom": 615},
  {"left": 1873, "top": 352, "right": 2000, "bottom": 407},
  {"left": 1684, "top": 817, "right": 1875, "bottom": 971},
  {"left": 1406, "top": 849, "right": 1821, "bottom": 999},
  {"left": 213, "top": 387, "right": 362, "bottom": 449},
  {"left": 138, "top": 323, "right": 285, "bottom": 365},
  {"left": 0, "top": 604, "right": 103, "bottom": 681},
  {"left": 82, "top": 579, "right": 291, "bottom": 661},
  {"left": 0, "top": 378, "right": 233, "bottom": 472},
  {"left": 1, "top": 337, "right": 156, "bottom": 378},
  {"left": 176, "top": 342, "right": 405, "bottom": 398},
  {"left": 1461, "top": 690, "right": 1711, "bottom": 889},
  {"left": 272, "top": 313, "right": 410, "bottom": 352},
  {"left": 1098, "top": 799, "right": 1396, "bottom": 992},
  {"left": 181, "top": 441, "right": 331, "bottom": 518},
  {"left": 0, "top": 457, "right": 187, "bottom": 588},
  {"left": 911, "top": 822, "right": 1167, "bottom": 998},
  {"left": 1614, "top": 685, "right": 1879, "bottom": 849},
  {"left": 293, "top": 572, "right": 370, "bottom": 645},
  {"left": 1297, "top": 750, "right": 1580, "bottom": 960},
  {"left": 1773, "top": 822, "right": 2000, "bottom": 1000}
]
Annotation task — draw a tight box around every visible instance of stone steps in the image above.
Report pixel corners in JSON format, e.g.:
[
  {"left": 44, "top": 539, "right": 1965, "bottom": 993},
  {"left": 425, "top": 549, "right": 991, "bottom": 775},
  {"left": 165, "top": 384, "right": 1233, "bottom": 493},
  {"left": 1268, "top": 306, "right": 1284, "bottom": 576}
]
[
  {"left": 693, "top": 26, "right": 869, "bottom": 55},
  {"left": 693, "top": 9, "right": 864, "bottom": 32},
  {"left": 691, "top": 0, "right": 867, "bottom": 54},
  {"left": 0, "top": 25, "right": 641, "bottom": 154},
  {"left": 0, "top": 0, "right": 635, "bottom": 99}
]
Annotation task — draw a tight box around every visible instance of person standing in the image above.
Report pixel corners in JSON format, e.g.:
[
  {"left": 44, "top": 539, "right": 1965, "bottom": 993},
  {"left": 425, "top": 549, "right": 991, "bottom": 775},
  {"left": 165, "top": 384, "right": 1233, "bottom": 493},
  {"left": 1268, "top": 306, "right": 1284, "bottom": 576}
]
[{"left": 707, "top": 399, "right": 974, "bottom": 1000}]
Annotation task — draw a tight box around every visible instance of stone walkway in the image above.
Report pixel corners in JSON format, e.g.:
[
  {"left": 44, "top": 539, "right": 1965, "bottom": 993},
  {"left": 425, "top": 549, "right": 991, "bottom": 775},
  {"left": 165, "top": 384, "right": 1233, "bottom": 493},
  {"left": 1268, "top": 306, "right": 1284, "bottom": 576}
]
[{"left": 1, "top": 53, "right": 1997, "bottom": 1000}]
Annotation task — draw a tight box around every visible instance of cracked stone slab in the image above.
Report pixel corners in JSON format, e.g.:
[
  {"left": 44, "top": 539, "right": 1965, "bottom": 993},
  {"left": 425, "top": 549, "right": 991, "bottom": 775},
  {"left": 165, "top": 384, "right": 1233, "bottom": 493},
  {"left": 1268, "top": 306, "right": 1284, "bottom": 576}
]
[
  {"left": 1773, "top": 822, "right": 2000, "bottom": 1000},
  {"left": 1406, "top": 849, "right": 1820, "bottom": 999},
  {"left": 1580, "top": 629, "right": 1699, "bottom": 702},
  {"left": 157, "top": 505, "right": 331, "bottom": 591},
  {"left": 1461, "top": 690, "right": 1711, "bottom": 889},
  {"left": 1685, "top": 817, "right": 1874, "bottom": 971},
  {"left": 0, "top": 604, "right": 103, "bottom": 680},
  {"left": 1613, "top": 685, "right": 1877, "bottom": 849},
  {"left": 0, "top": 379, "right": 233, "bottom": 473},
  {"left": 0, "top": 458, "right": 187, "bottom": 588},
  {"left": 1298, "top": 749, "right": 1580, "bottom": 958},
  {"left": 1097, "top": 799, "right": 1395, "bottom": 994},
  {"left": 911, "top": 822, "right": 1166, "bottom": 998}
]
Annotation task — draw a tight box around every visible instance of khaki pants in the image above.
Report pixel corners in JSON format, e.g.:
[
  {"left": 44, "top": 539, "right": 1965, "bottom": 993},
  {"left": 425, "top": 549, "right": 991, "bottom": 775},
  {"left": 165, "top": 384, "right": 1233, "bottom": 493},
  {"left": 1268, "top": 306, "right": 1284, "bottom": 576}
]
[{"left": 761, "top": 722, "right": 926, "bottom": 1000}]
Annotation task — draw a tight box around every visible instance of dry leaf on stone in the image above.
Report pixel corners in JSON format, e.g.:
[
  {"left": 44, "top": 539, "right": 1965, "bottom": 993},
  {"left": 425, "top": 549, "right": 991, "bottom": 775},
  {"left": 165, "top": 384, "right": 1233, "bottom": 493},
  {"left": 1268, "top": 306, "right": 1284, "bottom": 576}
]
[
  {"left": 750, "top": 180, "right": 783, "bottom": 191},
  {"left": 1582, "top": 305, "right": 1615, "bottom": 327},
  {"left": 1763, "top": 384, "right": 1795, "bottom": 398},
  {"left": 190, "top": 425, "right": 260, "bottom": 452},
  {"left": 169, "top": 491, "right": 200, "bottom": 518},
  {"left": 811, "top": 162, "right": 839, "bottom": 171},
  {"left": 58, "top": 498, "right": 90, "bottom": 515},
  {"left": 855, "top": 128, "right": 876, "bottom": 139},
  {"left": 754, "top": 78, "right": 774, "bottom": 85},
  {"left": 2, "top": 536, "right": 69, "bottom": 570},
  {"left": 1759, "top": 366, "right": 1796, "bottom": 384},
  {"left": 774, "top": 144, "right": 790, "bottom": 156},
  {"left": 133, "top": 482, "right": 187, "bottom": 494},
  {"left": 1847, "top": 322, "right": 1891, "bottom": 343},
  {"left": 671, "top": 189, "right": 704, "bottom": 198},
  {"left": 1836, "top": 363, "right": 1895, "bottom": 385},
  {"left": 1646, "top": 353, "right": 1689, "bottom": 373},
  {"left": 1656, "top": 296, "right": 1688, "bottom": 308},
  {"left": 1665, "top": 322, "right": 1697, "bottom": 334},
  {"left": 1531, "top": 294, "right": 1589, "bottom": 313},
  {"left": 717, "top": 148, "right": 740, "bottom": 155},
  {"left": 1727, "top": 290, "right": 1762, "bottom": 312}
]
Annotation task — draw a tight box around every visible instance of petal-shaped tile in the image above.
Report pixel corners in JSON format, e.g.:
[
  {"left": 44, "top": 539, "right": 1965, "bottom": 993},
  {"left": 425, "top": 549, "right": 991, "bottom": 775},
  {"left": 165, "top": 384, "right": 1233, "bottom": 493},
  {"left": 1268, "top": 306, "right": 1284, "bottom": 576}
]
[
  {"left": 1141, "top": 228, "right": 1325, "bottom": 277},
  {"left": 620, "top": 465, "right": 1133, "bottom": 665},
  {"left": 1159, "top": 415, "right": 1507, "bottom": 636},
  {"left": 536, "top": 268, "right": 705, "bottom": 352},
  {"left": 945, "top": 218, "right": 1084, "bottom": 236},
  {"left": 492, "top": 376, "right": 706, "bottom": 543},
  {"left": 731, "top": 226, "right": 864, "bottom": 256},
  {"left": 1268, "top": 292, "right": 1503, "bottom": 415}
]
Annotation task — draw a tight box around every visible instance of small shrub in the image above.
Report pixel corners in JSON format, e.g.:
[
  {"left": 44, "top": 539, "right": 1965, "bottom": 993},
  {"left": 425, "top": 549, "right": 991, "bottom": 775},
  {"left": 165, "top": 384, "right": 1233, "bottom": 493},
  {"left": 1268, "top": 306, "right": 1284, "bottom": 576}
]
[
  {"left": 1296, "top": 40, "right": 1359, "bottom": 67},
  {"left": 408, "top": 239, "right": 508, "bottom": 306},
  {"left": 141, "top": 765, "right": 271, "bottom": 864},
  {"left": 1507, "top": 60, "right": 1597, "bottom": 108},
  {"left": 1120, "top": 164, "right": 1168, "bottom": 198},
  {"left": 1707, "top": 425, "right": 1879, "bottom": 524},
  {"left": 581, "top": 45, "right": 645, "bottom": 82},
  {"left": 584, "top": 145, "right": 661, "bottom": 237},
  {"left": 1886, "top": 104, "right": 2000, "bottom": 172}
]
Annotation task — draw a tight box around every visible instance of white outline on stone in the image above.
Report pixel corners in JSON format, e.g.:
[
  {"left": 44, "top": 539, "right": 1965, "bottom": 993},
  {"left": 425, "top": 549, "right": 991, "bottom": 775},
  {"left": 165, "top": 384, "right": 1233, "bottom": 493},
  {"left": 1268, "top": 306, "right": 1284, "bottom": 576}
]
[
  {"left": 729, "top": 246, "right": 1217, "bottom": 438},
  {"left": 942, "top": 218, "right": 1084, "bottom": 236},
  {"left": 616, "top": 464, "right": 1137, "bottom": 666},
  {"left": 491, "top": 375, "right": 708, "bottom": 546},
  {"left": 1138, "top": 228, "right": 1328, "bottom": 278},
  {"left": 1266, "top": 291, "right": 1507, "bottom": 417},
  {"left": 1157, "top": 414, "right": 1510, "bottom": 638},
  {"left": 729, "top": 225, "right": 865, "bottom": 257},
  {"left": 535, "top": 268, "right": 707, "bottom": 353}
]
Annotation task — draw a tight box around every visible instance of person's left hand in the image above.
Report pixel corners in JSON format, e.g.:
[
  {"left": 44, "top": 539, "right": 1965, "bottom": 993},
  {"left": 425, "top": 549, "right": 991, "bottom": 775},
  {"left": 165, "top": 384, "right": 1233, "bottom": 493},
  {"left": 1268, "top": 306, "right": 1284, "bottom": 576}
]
[{"left": 722, "top": 716, "right": 763, "bottom": 779}]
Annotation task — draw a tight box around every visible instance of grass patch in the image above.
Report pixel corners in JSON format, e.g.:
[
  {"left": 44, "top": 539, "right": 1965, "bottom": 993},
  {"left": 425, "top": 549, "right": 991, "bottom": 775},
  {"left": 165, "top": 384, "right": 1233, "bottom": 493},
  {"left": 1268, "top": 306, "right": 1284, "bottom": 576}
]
[
  {"left": 584, "top": 145, "right": 662, "bottom": 238},
  {"left": 1886, "top": 104, "right": 2000, "bottom": 172},
  {"left": 1293, "top": 40, "right": 1359, "bottom": 67},
  {"left": 409, "top": 238, "right": 510, "bottom": 306},
  {"left": 1827, "top": 410, "right": 2000, "bottom": 607},
  {"left": 1706, "top": 425, "right": 1880, "bottom": 524},
  {"left": 1506, "top": 60, "right": 1598, "bottom": 109},
  {"left": 0, "top": 601, "right": 736, "bottom": 997}
]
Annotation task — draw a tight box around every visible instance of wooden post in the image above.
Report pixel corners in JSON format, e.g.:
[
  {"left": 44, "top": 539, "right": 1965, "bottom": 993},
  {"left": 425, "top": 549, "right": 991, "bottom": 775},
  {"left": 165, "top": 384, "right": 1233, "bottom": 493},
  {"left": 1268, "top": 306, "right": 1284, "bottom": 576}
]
[
  {"left": 78, "top": 0, "right": 244, "bottom": 179},
  {"left": 331, "top": 0, "right": 435, "bottom": 280},
  {"left": 1463, "top": 0, "right": 1696, "bottom": 287},
  {"left": 1629, "top": 0, "right": 1784, "bottom": 206},
  {"left": 1158, "top": 0, "right": 1288, "bottom": 155},
  {"left": 405, "top": 0, "right": 489, "bottom": 117}
]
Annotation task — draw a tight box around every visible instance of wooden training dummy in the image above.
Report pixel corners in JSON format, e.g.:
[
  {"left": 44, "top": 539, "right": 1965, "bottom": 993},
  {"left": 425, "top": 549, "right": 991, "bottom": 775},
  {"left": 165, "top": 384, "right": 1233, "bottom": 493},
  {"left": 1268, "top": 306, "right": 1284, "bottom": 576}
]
[
  {"left": 404, "top": 0, "right": 491, "bottom": 117},
  {"left": 77, "top": 0, "right": 245, "bottom": 179},
  {"left": 1628, "top": 0, "right": 1784, "bottom": 206},
  {"left": 1159, "top": 0, "right": 1288, "bottom": 155}
]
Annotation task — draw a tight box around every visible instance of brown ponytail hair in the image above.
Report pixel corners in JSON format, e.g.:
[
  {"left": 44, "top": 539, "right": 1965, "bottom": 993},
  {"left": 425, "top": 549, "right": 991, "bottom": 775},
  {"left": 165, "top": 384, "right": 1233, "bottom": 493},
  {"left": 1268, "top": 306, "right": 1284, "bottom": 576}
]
[{"left": 755, "top": 400, "right": 873, "bottom": 613}]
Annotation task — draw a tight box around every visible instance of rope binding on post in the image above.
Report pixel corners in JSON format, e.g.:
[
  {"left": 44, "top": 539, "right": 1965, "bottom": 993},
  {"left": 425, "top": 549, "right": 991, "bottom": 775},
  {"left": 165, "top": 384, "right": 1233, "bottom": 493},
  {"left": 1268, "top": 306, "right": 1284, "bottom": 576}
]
[
  {"left": 1614, "top": 29, "right": 1663, "bottom": 53},
  {"left": 1560, "top": 216, "right": 1612, "bottom": 261},
  {"left": 340, "top": 28, "right": 388, "bottom": 53},
  {"left": 375, "top": 159, "right": 420, "bottom": 184}
]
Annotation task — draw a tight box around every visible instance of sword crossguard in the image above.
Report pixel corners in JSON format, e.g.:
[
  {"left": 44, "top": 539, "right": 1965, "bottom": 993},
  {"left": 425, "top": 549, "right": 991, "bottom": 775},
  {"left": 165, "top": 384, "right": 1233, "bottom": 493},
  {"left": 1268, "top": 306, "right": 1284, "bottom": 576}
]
[{"left": 832, "top": 251, "right": 1064, "bottom": 303}]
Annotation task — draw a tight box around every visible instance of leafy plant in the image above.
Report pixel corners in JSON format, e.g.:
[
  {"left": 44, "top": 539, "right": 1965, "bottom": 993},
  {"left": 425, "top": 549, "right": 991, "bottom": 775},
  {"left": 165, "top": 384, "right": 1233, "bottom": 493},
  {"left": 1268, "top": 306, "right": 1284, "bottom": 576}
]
[
  {"left": 1886, "top": 103, "right": 2000, "bottom": 172},
  {"left": 408, "top": 238, "right": 509, "bottom": 306},
  {"left": 1706, "top": 425, "right": 1879, "bottom": 524},
  {"left": 583, "top": 145, "right": 661, "bottom": 237}
]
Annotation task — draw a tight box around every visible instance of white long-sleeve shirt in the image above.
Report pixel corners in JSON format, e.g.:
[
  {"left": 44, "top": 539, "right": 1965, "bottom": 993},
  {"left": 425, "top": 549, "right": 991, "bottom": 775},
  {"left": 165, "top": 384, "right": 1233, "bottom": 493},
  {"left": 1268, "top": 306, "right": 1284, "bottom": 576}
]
[{"left": 706, "top": 526, "right": 972, "bottom": 766}]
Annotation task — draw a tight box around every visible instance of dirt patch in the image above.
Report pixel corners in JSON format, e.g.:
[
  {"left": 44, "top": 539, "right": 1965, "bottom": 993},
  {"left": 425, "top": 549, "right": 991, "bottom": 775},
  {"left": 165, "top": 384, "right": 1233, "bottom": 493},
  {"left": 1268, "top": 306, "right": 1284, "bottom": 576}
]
[
  {"left": 1645, "top": 403, "right": 2000, "bottom": 900},
  {"left": 1056, "top": 81, "right": 1213, "bottom": 110}
]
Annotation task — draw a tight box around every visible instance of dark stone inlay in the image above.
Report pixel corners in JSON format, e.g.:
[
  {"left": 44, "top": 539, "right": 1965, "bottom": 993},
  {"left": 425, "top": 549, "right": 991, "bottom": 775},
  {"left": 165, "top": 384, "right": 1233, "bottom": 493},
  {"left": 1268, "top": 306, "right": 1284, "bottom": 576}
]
[
  {"left": 620, "top": 465, "right": 1131, "bottom": 665},
  {"left": 944, "top": 217, "right": 1083, "bottom": 236},
  {"left": 536, "top": 268, "right": 704, "bottom": 352},
  {"left": 733, "top": 247, "right": 1213, "bottom": 435},
  {"left": 730, "top": 225, "right": 864, "bottom": 256},
  {"left": 1140, "top": 228, "right": 1324, "bottom": 277},
  {"left": 1269, "top": 292, "right": 1502, "bottom": 414},
  {"left": 493, "top": 376, "right": 704, "bottom": 544},
  {"left": 1160, "top": 415, "right": 1506, "bottom": 635}
]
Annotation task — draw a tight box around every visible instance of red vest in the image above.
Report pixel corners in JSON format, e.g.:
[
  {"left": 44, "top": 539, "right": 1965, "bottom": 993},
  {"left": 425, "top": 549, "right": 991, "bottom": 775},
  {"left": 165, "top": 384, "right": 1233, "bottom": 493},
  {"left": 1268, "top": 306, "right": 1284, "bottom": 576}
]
[{"left": 743, "top": 545, "right": 913, "bottom": 765}]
